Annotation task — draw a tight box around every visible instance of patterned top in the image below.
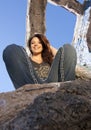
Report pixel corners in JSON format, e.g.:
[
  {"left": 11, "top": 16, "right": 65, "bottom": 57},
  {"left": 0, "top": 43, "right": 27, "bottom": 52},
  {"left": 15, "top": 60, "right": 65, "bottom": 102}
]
[{"left": 31, "top": 60, "right": 50, "bottom": 81}]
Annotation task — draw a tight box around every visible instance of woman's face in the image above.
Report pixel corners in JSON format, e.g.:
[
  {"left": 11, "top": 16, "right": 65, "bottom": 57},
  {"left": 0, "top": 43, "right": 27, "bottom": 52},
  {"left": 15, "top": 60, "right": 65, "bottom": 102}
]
[{"left": 30, "top": 37, "right": 43, "bottom": 55}]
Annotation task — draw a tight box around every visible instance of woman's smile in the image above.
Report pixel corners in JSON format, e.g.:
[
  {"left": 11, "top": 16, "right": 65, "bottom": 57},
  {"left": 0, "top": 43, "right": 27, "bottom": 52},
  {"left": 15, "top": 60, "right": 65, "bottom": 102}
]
[{"left": 30, "top": 37, "right": 43, "bottom": 55}]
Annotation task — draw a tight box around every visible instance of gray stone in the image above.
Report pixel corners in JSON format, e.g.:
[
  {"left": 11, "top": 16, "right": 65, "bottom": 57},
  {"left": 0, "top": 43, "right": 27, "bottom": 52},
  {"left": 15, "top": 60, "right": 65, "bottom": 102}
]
[{"left": 0, "top": 80, "right": 91, "bottom": 130}]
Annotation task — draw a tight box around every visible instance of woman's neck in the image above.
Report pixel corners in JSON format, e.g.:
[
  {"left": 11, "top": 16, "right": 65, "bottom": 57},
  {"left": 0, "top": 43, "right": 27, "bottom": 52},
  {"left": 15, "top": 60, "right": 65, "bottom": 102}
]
[{"left": 31, "top": 54, "right": 43, "bottom": 64}]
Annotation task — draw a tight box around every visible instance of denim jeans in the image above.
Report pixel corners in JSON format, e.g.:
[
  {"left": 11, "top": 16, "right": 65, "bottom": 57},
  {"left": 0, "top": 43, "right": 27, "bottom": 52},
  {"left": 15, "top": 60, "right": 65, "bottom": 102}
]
[{"left": 3, "top": 44, "right": 77, "bottom": 89}]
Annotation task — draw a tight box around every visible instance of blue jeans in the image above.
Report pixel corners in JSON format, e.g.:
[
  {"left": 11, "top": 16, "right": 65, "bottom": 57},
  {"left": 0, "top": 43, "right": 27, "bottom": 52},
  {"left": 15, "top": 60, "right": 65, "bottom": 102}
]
[{"left": 3, "top": 44, "right": 77, "bottom": 89}]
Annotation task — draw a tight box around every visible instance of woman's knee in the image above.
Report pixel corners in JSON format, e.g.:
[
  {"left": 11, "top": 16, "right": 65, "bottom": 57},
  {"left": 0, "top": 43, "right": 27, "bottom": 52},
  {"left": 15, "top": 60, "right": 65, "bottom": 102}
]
[
  {"left": 63, "top": 44, "right": 76, "bottom": 57},
  {"left": 3, "top": 44, "right": 20, "bottom": 61},
  {"left": 63, "top": 44, "right": 77, "bottom": 66},
  {"left": 63, "top": 44, "right": 76, "bottom": 52},
  {"left": 58, "top": 44, "right": 74, "bottom": 52}
]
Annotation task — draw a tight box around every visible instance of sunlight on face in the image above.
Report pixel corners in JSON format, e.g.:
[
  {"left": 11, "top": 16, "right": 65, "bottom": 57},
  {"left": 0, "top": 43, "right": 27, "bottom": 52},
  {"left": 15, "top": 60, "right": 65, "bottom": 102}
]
[{"left": 30, "top": 37, "right": 43, "bottom": 55}]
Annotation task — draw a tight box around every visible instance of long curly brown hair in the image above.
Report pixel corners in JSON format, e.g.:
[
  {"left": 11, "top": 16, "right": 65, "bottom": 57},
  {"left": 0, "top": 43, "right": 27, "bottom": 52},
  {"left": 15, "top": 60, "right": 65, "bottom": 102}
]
[{"left": 28, "top": 33, "right": 54, "bottom": 66}]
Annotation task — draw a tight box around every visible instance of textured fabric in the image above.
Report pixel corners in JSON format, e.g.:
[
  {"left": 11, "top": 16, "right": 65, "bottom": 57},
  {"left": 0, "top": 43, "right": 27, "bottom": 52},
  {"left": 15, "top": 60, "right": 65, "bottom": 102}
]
[
  {"left": 3, "top": 44, "right": 77, "bottom": 89},
  {"left": 30, "top": 59, "right": 50, "bottom": 80},
  {"left": 59, "top": 47, "right": 64, "bottom": 82}
]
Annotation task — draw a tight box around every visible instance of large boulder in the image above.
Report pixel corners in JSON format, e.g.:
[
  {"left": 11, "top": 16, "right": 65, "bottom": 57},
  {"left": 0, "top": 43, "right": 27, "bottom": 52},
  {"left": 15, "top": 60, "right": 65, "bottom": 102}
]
[{"left": 0, "top": 79, "right": 91, "bottom": 130}]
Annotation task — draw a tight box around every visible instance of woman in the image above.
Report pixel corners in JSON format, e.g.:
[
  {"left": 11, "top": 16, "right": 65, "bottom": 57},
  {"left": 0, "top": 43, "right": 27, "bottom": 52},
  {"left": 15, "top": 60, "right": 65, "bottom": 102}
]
[{"left": 3, "top": 33, "right": 77, "bottom": 89}]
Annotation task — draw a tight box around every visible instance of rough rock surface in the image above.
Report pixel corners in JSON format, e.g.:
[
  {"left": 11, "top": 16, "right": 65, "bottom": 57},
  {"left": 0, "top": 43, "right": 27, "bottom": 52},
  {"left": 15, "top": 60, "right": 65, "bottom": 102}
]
[{"left": 0, "top": 79, "right": 91, "bottom": 130}]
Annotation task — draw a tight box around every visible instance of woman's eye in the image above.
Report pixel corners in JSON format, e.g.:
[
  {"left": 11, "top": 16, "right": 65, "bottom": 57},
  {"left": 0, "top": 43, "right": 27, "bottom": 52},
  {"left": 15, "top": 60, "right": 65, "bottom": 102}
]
[
  {"left": 31, "top": 41, "right": 41, "bottom": 44},
  {"left": 39, "top": 42, "right": 42, "bottom": 44}
]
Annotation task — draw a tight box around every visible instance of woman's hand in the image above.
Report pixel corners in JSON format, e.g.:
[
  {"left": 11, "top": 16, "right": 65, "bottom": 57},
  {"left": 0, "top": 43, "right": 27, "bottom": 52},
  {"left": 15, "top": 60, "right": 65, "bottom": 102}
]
[{"left": 50, "top": 45, "right": 58, "bottom": 57}]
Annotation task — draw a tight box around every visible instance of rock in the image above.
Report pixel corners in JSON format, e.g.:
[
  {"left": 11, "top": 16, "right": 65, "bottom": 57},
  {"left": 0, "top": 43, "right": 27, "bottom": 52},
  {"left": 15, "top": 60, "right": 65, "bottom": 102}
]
[
  {"left": 75, "top": 65, "right": 91, "bottom": 80},
  {"left": 0, "top": 79, "right": 91, "bottom": 130}
]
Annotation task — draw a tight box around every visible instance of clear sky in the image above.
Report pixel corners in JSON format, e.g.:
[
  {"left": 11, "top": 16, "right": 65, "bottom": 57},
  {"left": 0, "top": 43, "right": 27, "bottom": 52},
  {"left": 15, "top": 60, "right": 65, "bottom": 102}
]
[{"left": 0, "top": 0, "right": 83, "bottom": 92}]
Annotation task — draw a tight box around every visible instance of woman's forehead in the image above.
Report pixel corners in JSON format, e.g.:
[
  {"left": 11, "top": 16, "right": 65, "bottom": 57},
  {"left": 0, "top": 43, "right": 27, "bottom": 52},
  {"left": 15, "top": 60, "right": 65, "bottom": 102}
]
[
  {"left": 31, "top": 37, "right": 40, "bottom": 41},
  {"left": 30, "top": 37, "right": 43, "bottom": 45}
]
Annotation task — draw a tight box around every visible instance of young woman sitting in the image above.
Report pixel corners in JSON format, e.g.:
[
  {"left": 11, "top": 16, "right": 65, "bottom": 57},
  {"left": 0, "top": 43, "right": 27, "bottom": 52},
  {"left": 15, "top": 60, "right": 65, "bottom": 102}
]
[{"left": 3, "top": 33, "right": 77, "bottom": 89}]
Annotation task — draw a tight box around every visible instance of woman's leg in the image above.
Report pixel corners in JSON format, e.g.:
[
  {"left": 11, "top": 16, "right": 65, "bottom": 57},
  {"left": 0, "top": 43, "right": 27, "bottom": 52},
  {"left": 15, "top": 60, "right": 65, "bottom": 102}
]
[
  {"left": 63, "top": 44, "right": 77, "bottom": 81},
  {"left": 3, "top": 44, "right": 39, "bottom": 89},
  {"left": 46, "top": 44, "right": 77, "bottom": 83},
  {"left": 46, "top": 47, "right": 63, "bottom": 83}
]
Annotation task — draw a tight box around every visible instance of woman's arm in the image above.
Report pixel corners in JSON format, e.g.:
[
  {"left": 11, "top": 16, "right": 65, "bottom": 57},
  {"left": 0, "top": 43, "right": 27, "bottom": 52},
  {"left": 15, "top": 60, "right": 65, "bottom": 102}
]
[{"left": 50, "top": 45, "right": 58, "bottom": 57}]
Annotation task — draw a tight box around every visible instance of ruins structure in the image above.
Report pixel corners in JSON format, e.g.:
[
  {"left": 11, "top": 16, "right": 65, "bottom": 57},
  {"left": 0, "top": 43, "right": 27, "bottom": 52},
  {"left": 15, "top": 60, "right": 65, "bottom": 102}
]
[{"left": 26, "top": 0, "right": 91, "bottom": 66}]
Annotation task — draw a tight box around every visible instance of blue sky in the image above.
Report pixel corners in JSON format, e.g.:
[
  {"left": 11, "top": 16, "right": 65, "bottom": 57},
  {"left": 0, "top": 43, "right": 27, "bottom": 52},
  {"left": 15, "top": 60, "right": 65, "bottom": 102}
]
[{"left": 0, "top": 0, "right": 83, "bottom": 92}]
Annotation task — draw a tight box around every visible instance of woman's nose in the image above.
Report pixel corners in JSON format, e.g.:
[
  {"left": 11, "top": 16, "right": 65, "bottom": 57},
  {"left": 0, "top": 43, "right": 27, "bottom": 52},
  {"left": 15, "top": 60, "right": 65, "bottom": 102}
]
[{"left": 34, "top": 42, "right": 38, "bottom": 46}]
